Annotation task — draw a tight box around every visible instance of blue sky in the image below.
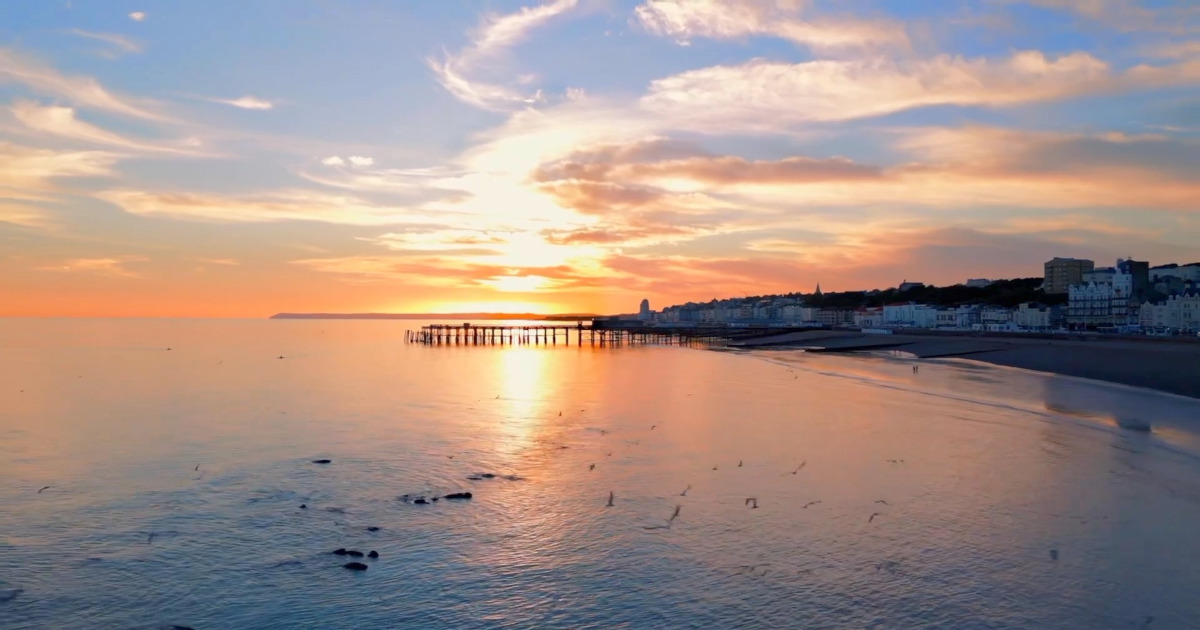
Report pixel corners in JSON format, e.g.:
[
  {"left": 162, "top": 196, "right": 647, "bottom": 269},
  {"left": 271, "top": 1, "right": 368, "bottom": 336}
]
[{"left": 1, "top": 0, "right": 1198, "bottom": 316}]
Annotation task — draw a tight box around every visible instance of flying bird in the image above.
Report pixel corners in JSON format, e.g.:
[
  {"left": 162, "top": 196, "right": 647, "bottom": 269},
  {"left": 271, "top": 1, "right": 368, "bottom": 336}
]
[
  {"left": 589, "top": 464, "right": 595, "bottom": 471},
  {"left": 801, "top": 501, "right": 821, "bottom": 509},
  {"left": 738, "top": 460, "right": 743, "bottom": 468},
  {"left": 194, "top": 464, "right": 200, "bottom": 472},
  {"left": 669, "top": 505, "right": 681, "bottom": 523},
  {"left": 745, "top": 498, "right": 758, "bottom": 509},
  {"left": 868, "top": 512, "right": 881, "bottom": 523},
  {"left": 606, "top": 491, "right": 614, "bottom": 507},
  {"left": 788, "top": 461, "right": 807, "bottom": 475},
  {"left": 37, "top": 486, "right": 50, "bottom": 494},
  {"left": 875, "top": 500, "right": 889, "bottom": 505},
  {"left": 680, "top": 485, "right": 691, "bottom": 497},
  {"left": 650, "top": 424, "right": 656, "bottom": 430}
]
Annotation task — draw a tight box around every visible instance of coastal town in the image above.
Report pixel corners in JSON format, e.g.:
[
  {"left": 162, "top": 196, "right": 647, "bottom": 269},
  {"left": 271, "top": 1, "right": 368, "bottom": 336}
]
[{"left": 621, "top": 258, "right": 1200, "bottom": 336}]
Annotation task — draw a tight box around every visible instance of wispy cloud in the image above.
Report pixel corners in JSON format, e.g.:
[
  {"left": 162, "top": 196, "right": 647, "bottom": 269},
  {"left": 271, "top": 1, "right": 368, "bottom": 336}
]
[
  {"left": 0, "top": 141, "right": 120, "bottom": 199},
  {"left": 0, "top": 48, "right": 164, "bottom": 120},
  {"left": 634, "top": 0, "right": 910, "bottom": 53},
  {"left": 95, "top": 188, "right": 446, "bottom": 225},
  {"left": 430, "top": 0, "right": 579, "bottom": 110},
  {"left": 640, "top": 51, "right": 1199, "bottom": 130},
  {"left": 0, "top": 201, "right": 54, "bottom": 229},
  {"left": 10, "top": 101, "right": 201, "bottom": 154},
  {"left": 35, "top": 256, "right": 148, "bottom": 278},
  {"left": 1021, "top": 0, "right": 1200, "bottom": 34},
  {"left": 205, "top": 95, "right": 275, "bottom": 110},
  {"left": 66, "top": 29, "right": 142, "bottom": 55},
  {"left": 128, "top": 12, "right": 146, "bottom": 22}
]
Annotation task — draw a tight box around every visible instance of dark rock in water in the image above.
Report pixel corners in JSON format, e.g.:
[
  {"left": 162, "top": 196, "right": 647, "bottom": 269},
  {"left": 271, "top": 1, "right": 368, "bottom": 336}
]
[
  {"left": 431, "top": 497, "right": 439, "bottom": 502},
  {"left": 398, "top": 494, "right": 411, "bottom": 502},
  {"left": 467, "top": 472, "right": 497, "bottom": 480},
  {"left": 413, "top": 498, "right": 429, "bottom": 505},
  {"left": 346, "top": 550, "right": 364, "bottom": 558},
  {"left": 312, "top": 459, "right": 332, "bottom": 464},
  {"left": 366, "top": 526, "right": 380, "bottom": 532},
  {"left": 343, "top": 562, "right": 368, "bottom": 571},
  {"left": 0, "top": 588, "right": 23, "bottom": 603},
  {"left": 299, "top": 504, "right": 307, "bottom": 509},
  {"left": 165, "top": 626, "right": 196, "bottom": 630},
  {"left": 368, "top": 550, "right": 379, "bottom": 558},
  {"left": 443, "top": 492, "right": 473, "bottom": 500},
  {"left": 332, "top": 548, "right": 348, "bottom": 555}
]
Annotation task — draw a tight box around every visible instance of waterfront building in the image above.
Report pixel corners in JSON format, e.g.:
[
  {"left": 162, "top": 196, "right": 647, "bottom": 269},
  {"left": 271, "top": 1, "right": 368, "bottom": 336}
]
[{"left": 966, "top": 278, "right": 994, "bottom": 288}]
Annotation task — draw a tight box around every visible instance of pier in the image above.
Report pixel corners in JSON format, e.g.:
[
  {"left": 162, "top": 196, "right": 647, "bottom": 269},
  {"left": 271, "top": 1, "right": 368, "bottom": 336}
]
[{"left": 405, "top": 322, "right": 821, "bottom": 347}]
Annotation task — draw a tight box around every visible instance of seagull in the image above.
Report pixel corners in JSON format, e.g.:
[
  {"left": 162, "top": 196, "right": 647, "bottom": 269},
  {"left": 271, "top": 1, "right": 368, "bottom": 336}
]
[
  {"left": 194, "top": 464, "right": 200, "bottom": 472},
  {"left": 37, "top": 486, "right": 50, "bottom": 494},
  {"left": 277, "top": 355, "right": 285, "bottom": 359},
  {"left": 868, "top": 512, "right": 881, "bottom": 523},
  {"left": 712, "top": 465, "right": 719, "bottom": 471},
  {"left": 558, "top": 411, "right": 562, "bottom": 416},
  {"left": 875, "top": 500, "right": 889, "bottom": 505},
  {"left": 650, "top": 424, "right": 656, "bottom": 430},
  {"left": 680, "top": 485, "right": 691, "bottom": 497},
  {"left": 669, "top": 505, "right": 681, "bottom": 523},
  {"left": 606, "top": 491, "right": 614, "bottom": 507},
  {"left": 738, "top": 460, "right": 743, "bottom": 468},
  {"left": 801, "top": 501, "right": 821, "bottom": 509},
  {"left": 606, "top": 451, "right": 613, "bottom": 457},
  {"left": 589, "top": 464, "right": 595, "bottom": 471},
  {"left": 745, "top": 498, "right": 758, "bottom": 509},
  {"left": 788, "top": 461, "right": 806, "bottom": 475}
]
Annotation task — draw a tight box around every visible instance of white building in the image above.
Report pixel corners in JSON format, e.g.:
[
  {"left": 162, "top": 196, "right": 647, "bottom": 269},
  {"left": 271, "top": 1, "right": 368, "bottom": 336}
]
[
  {"left": 1139, "top": 293, "right": 1200, "bottom": 332},
  {"left": 1014, "top": 303, "right": 1059, "bottom": 330},
  {"left": 882, "top": 303, "right": 938, "bottom": 328},
  {"left": 854, "top": 307, "right": 884, "bottom": 328}
]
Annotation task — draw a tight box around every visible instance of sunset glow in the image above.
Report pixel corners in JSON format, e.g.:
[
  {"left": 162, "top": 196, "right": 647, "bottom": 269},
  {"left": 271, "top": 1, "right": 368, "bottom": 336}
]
[{"left": 1, "top": 1, "right": 1198, "bottom": 317}]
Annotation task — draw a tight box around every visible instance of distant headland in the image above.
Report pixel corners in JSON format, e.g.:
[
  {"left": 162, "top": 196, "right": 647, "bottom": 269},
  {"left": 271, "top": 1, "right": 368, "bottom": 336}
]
[{"left": 269, "top": 312, "right": 599, "bottom": 321}]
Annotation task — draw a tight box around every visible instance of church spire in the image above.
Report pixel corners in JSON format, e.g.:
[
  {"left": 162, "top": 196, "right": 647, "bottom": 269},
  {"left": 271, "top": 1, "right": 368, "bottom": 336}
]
[{"left": 814, "top": 282, "right": 822, "bottom": 296}]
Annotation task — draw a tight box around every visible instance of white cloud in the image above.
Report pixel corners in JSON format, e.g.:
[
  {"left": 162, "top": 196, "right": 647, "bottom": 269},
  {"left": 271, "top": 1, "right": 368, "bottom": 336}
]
[
  {"left": 67, "top": 29, "right": 142, "bottom": 55},
  {"left": 321, "top": 156, "right": 346, "bottom": 166},
  {"left": 565, "top": 86, "right": 587, "bottom": 101},
  {"left": 431, "top": 0, "right": 579, "bottom": 110},
  {"left": 0, "top": 48, "right": 164, "bottom": 120},
  {"left": 205, "top": 95, "right": 275, "bottom": 110},
  {"left": 129, "top": 12, "right": 146, "bottom": 22},
  {"left": 634, "top": 0, "right": 910, "bottom": 52},
  {"left": 348, "top": 156, "right": 374, "bottom": 166}
]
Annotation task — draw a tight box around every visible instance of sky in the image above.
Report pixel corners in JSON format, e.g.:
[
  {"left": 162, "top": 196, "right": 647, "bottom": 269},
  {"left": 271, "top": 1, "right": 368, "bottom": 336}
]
[{"left": 1, "top": 0, "right": 1198, "bottom": 317}]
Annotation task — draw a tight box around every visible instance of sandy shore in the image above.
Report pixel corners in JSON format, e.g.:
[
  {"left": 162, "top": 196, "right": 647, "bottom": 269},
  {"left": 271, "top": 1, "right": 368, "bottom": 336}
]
[{"left": 734, "top": 330, "right": 1200, "bottom": 399}]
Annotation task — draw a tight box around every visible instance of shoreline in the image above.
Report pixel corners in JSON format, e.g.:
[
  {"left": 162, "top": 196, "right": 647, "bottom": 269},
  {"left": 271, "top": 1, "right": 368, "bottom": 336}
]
[{"left": 733, "top": 330, "right": 1200, "bottom": 400}]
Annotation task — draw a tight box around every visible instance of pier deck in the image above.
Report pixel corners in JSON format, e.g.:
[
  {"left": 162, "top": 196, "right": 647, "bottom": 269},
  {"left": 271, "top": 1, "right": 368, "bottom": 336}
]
[{"left": 405, "top": 323, "right": 822, "bottom": 347}]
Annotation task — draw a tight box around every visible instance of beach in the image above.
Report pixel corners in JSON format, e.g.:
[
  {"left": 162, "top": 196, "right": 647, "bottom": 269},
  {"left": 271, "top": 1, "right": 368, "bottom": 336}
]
[{"left": 733, "top": 330, "right": 1200, "bottom": 400}]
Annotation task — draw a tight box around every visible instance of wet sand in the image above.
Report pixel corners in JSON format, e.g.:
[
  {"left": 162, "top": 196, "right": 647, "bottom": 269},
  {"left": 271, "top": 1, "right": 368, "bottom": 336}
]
[{"left": 734, "top": 330, "right": 1200, "bottom": 399}]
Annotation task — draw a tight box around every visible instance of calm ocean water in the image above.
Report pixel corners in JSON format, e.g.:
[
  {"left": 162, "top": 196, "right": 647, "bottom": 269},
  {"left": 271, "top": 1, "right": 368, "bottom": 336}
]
[{"left": 2, "top": 318, "right": 1200, "bottom": 629}]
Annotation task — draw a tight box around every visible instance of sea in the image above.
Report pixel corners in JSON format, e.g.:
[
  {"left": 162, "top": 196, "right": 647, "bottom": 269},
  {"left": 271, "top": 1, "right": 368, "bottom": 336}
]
[{"left": 2, "top": 318, "right": 1200, "bottom": 630}]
